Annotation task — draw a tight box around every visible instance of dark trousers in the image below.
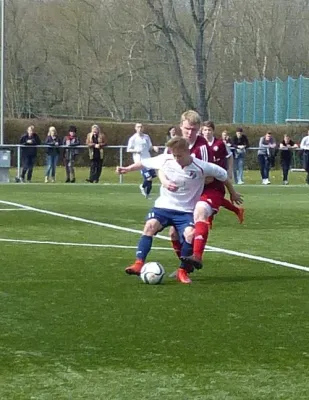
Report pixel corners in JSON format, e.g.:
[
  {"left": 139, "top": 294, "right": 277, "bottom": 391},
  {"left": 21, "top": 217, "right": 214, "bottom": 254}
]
[
  {"left": 89, "top": 158, "right": 103, "bottom": 182},
  {"left": 303, "top": 151, "right": 309, "bottom": 183},
  {"left": 258, "top": 154, "right": 271, "bottom": 180},
  {"left": 281, "top": 158, "right": 291, "bottom": 181},
  {"left": 21, "top": 155, "right": 36, "bottom": 181}
]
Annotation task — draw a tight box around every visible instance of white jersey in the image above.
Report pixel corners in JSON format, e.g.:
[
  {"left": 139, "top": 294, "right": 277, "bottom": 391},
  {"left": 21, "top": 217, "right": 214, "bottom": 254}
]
[
  {"left": 142, "top": 154, "right": 227, "bottom": 213},
  {"left": 300, "top": 135, "right": 309, "bottom": 150},
  {"left": 127, "top": 133, "right": 153, "bottom": 163}
]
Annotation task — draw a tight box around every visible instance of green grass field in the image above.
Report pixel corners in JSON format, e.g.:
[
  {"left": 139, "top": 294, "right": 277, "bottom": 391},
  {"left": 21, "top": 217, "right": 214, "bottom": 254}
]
[{"left": 1, "top": 169, "right": 309, "bottom": 399}]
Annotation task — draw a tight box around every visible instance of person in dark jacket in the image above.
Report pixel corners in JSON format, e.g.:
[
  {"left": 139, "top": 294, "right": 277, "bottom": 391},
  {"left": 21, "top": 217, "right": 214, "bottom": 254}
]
[
  {"left": 44, "top": 126, "right": 61, "bottom": 183},
  {"left": 19, "top": 125, "right": 41, "bottom": 182},
  {"left": 232, "top": 127, "right": 249, "bottom": 185},
  {"left": 63, "top": 125, "right": 80, "bottom": 183}
]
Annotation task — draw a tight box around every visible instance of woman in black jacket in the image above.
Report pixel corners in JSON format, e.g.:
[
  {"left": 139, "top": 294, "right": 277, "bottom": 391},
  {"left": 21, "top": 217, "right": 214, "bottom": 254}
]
[{"left": 19, "top": 125, "right": 41, "bottom": 182}]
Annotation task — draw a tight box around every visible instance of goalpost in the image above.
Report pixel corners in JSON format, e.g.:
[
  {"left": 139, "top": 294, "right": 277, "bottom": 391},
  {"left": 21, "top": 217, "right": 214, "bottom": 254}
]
[{"left": 285, "top": 119, "right": 309, "bottom": 172}]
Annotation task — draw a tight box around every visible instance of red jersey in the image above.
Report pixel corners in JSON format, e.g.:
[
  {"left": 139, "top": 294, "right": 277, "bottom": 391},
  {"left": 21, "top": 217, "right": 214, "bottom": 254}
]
[
  {"left": 207, "top": 137, "right": 230, "bottom": 170},
  {"left": 204, "top": 137, "right": 230, "bottom": 193},
  {"left": 189, "top": 135, "right": 213, "bottom": 162}
]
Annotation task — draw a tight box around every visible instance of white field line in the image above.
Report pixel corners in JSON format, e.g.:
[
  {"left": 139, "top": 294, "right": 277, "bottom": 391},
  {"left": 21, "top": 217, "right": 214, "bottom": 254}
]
[
  {"left": 0, "top": 237, "right": 214, "bottom": 251},
  {"left": 0, "top": 208, "right": 30, "bottom": 211},
  {"left": 1, "top": 182, "right": 308, "bottom": 188},
  {"left": 0, "top": 238, "right": 174, "bottom": 251},
  {"left": 0, "top": 200, "right": 308, "bottom": 273}
]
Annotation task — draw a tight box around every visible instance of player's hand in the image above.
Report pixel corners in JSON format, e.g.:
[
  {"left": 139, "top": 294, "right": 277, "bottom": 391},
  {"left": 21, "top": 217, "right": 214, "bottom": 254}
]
[
  {"left": 161, "top": 180, "right": 178, "bottom": 191},
  {"left": 153, "top": 146, "right": 159, "bottom": 153},
  {"left": 230, "top": 192, "right": 243, "bottom": 205},
  {"left": 116, "top": 166, "right": 128, "bottom": 174},
  {"left": 205, "top": 176, "right": 214, "bottom": 184}
]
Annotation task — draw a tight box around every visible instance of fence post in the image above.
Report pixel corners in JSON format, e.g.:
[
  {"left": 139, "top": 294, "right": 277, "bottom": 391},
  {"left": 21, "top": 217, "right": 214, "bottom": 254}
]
[
  {"left": 233, "top": 81, "right": 237, "bottom": 123},
  {"left": 274, "top": 78, "right": 278, "bottom": 124},
  {"left": 17, "top": 145, "right": 21, "bottom": 179},
  {"left": 119, "top": 146, "right": 123, "bottom": 184},
  {"left": 253, "top": 80, "right": 257, "bottom": 124},
  {"left": 298, "top": 75, "right": 303, "bottom": 119},
  {"left": 287, "top": 76, "right": 291, "bottom": 120},
  {"left": 242, "top": 81, "right": 246, "bottom": 123},
  {"left": 263, "top": 78, "right": 267, "bottom": 124}
]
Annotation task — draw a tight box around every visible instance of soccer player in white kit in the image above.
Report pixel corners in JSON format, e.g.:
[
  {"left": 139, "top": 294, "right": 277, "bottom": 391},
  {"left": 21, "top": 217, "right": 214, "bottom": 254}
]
[
  {"left": 126, "top": 123, "right": 159, "bottom": 198},
  {"left": 117, "top": 136, "right": 229, "bottom": 284}
]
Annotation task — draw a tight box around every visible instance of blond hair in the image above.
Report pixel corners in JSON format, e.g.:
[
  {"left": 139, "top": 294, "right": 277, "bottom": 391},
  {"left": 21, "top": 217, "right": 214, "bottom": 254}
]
[
  {"left": 180, "top": 110, "right": 201, "bottom": 125},
  {"left": 166, "top": 136, "right": 189, "bottom": 151},
  {"left": 48, "top": 126, "right": 57, "bottom": 136},
  {"left": 91, "top": 124, "right": 100, "bottom": 132}
]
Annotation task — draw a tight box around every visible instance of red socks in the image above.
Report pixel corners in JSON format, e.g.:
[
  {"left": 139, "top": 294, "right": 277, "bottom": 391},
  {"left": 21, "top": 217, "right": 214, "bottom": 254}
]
[
  {"left": 193, "top": 221, "right": 209, "bottom": 259},
  {"left": 222, "top": 198, "right": 239, "bottom": 215}
]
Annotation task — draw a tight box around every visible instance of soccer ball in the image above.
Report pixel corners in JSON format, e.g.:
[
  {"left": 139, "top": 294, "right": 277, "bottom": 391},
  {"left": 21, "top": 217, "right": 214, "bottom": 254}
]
[{"left": 140, "top": 262, "right": 165, "bottom": 285}]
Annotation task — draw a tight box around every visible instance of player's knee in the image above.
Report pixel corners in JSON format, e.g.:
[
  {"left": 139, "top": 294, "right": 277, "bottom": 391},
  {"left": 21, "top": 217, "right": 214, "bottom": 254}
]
[
  {"left": 143, "top": 219, "right": 160, "bottom": 236},
  {"left": 194, "top": 201, "right": 213, "bottom": 221},
  {"left": 183, "top": 227, "right": 194, "bottom": 243},
  {"left": 169, "top": 226, "right": 178, "bottom": 240}
]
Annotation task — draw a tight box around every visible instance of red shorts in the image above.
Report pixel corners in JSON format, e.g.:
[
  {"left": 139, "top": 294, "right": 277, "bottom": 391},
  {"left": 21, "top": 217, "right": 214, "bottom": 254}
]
[{"left": 199, "top": 188, "right": 225, "bottom": 213}]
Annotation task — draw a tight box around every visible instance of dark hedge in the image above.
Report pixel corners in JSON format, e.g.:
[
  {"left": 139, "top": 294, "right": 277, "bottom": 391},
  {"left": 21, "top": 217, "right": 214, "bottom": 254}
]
[{"left": 2, "top": 118, "right": 308, "bottom": 169}]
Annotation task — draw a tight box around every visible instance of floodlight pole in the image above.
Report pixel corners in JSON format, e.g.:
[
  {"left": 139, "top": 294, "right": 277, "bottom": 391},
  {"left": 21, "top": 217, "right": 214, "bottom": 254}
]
[{"left": 0, "top": 0, "right": 4, "bottom": 145}]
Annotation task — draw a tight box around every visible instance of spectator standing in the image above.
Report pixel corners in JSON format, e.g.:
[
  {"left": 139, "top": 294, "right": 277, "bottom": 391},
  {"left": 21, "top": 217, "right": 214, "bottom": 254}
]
[
  {"left": 164, "top": 126, "right": 178, "bottom": 154},
  {"left": 126, "top": 122, "right": 159, "bottom": 198},
  {"left": 44, "top": 126, "right": 60, "bottom": 183},
  {"left": 300, "top": 128, "right": 309, "bottom": 184},
  {"left": 221, "top": 130, "right": 233, "bottom": 149},
  {"left": 257, "top": 131, "right": 277, "bottom": 185},
  {"left": 86, "top": 124, "right": 107, "bottom": 183},
  {"left": 19, "top": 125, "right": 41, "bottom": 183},
  {"left": 232, "top": 127, "right": 249, "bottom": 185},
  {"left": 63, "top": 126, "right": 80, "bottom": 183},
  {"left": 279, "top": 134, "right": 298, "bottom": 185}
]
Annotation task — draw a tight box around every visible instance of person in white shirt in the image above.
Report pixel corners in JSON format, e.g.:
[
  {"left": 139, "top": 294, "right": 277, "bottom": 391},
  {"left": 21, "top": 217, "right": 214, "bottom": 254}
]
[
  {"left": 126, "top": 123, "right": 159, "bottom": 198},
  {"left": 117, "top": 136, "right": 236, "bottom": 284},
  {"left": 300, "top": 128, "right": 309, "bottom": 184}
]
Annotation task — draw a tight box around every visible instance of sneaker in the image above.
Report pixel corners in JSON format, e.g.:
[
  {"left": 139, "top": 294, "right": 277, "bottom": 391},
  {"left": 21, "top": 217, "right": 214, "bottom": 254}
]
[
  {"left": 176, "top": 268, "right": 192, "bottom": 284},
  {"left": 70, "top": 178, "right": 76, "bottom": 183},
  {"left": 262, "top": 179, "right": 267, "bottom": 185},
  {"left": 180, "top": 255, "right": 203, "bottom": 270},
  {"left": 65, "top": 178, "right": 70, "bottom": 183},
  {"left": 238, "top": 181, "right": 244, "bottom": 185},
  {"left": 45, "top": 176, "right": 49, "bottom": 183},
  {"left": 86, "top": 179, "right": 93, "bottom": 183},
  {"left": 237, "top": 207, "right": 245, "bottom": 224},
  {"left": 283, "top": 180, "right": 288, "bottom": 185},
  {"left": 265, "top": 179, "right": 271, "bottom": 185},
  {"left": 125, "top": 260, "right": 144, "bottom": 276},
  {"left": 51, "top": 179, "right": 55, "bottom": 183},
  {"left": 139, "top": 184, "right": 146, "bottom": 197}
]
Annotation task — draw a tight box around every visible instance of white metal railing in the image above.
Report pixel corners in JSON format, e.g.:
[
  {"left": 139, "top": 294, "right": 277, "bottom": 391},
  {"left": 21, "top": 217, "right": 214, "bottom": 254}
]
[{"left": 0, "top": 144, "right": 306, "bottom": 183}]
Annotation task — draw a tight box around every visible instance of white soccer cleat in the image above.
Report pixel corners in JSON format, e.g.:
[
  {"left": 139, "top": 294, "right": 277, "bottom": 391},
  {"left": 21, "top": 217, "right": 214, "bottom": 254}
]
[{"left": 139, "top": 184, "right": 146, "bottom": 197}]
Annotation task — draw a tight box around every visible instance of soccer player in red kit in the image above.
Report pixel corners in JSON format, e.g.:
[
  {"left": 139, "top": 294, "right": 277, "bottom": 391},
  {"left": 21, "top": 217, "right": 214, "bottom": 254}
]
[
  {"left": 159, "top": 110, "right": 213, "bottom": 261},
  {"left": 182, "top": 120, "right": 244, "bottom": 269},
  {"left": 202, "top": 120, "right": 245, "bottom": 229},
  {"left": 159, "top": 111, "right": 242, "bottom": 278}
]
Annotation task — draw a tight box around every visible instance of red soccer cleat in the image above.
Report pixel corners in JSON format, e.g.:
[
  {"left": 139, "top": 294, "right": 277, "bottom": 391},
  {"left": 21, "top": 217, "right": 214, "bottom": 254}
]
[
  {"left": 176, "top": 268, "right": 192, "bottom": 284},
  {"left": 125, "top": 260, "right": 144, "bottom": 276},
  {"left": 237, "top": 207, "right": 245, "bottom": 224}
]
